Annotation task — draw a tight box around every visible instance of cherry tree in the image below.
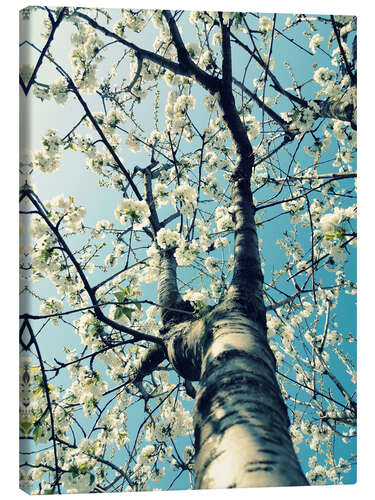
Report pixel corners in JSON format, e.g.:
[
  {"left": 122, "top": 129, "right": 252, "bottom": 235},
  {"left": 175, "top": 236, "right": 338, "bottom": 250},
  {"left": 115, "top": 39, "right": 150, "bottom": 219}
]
[{"left": 19, "top": 6, "right": 357, "bottom": 494}]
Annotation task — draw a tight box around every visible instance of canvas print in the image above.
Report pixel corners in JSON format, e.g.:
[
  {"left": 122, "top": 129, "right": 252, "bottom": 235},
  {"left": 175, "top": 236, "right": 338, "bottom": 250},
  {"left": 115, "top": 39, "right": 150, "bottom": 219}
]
[{"left": 19, "top": 5, "right": 357, "bottom": 494}]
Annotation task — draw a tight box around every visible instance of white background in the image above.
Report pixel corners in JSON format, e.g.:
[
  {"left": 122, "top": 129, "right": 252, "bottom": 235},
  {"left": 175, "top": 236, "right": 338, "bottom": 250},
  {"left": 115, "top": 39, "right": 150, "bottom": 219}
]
[{"left": 3, "top": 1, "right": 372, "bottom": 498}]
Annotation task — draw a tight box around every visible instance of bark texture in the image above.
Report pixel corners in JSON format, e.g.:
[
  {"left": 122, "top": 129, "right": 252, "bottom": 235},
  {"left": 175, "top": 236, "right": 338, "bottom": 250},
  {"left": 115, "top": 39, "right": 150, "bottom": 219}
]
[
  {"left": 192, "top": 308, "right": 308, "bottom": 488},
  {"left": 165, "top": 302, "right": 308, "bottom": 488},
  {"left": 317, "top": 98, "right": 357, "bottom": 130}
]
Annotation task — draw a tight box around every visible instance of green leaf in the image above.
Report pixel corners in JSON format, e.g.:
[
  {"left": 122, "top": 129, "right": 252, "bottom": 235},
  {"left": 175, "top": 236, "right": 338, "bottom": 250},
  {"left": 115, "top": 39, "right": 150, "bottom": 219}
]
[
  {"left": 335, "top": 226, "right": 347, "bottom": 242},
  {"left": 41, "top": 249, "right": 52, "bottom": 262},
  {"left": 133, "top": 300, "right": 142, "bottom": 311},
  {"left": 291, "top": 109, "right": 300, "bottom": 121},
  {"left": 70, "top": 465, "right": 80, "bottom": 478},
  {"left": 234, "top": 13, "right": 242, "bottom": 27},
  {"left": 114, "top": 306, "right": 134, "bottom": 321},
  {"left": 114, "top": 291, "right": 126, "bottom": 302},
  {"left": 32, "top": 424, "right": 44, "bottom": 442},
  {"left": 122, "top": 307, "right": 134, "bottom": 320},
  {"left": 114, "top": 307, "right": 123, "bottom": 320}
]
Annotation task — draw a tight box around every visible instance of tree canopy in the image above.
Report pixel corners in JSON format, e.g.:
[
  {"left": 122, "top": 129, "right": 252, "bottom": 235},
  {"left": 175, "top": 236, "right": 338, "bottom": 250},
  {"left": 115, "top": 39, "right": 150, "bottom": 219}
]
[{"left": 19, "top": 5, "right": 356, "bottom": 495}]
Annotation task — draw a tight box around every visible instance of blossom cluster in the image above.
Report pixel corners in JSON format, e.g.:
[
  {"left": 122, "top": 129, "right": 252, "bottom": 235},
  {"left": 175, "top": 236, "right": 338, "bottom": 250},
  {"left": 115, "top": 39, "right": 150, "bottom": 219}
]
[
  {"left": 39, "top": 297, "right": 64, "bottom": 325},
  {"left": 319, "top": 206, "right": 356, "bottom": 236},
  {"left": 33, "top": 78, "right": 69, "bottom": 105},
  {"left": 114, "top": 198, "right": 150, "bottom": 230},
  {"left": 145, "top": 394, "right": 193, "bottom": 443},
  {"left": 32, "top": 129, "right": 62, "bottom": 173},
  {"left": 29, "top": 195, "right": 88, "bottom": 309},
  {"left": 309, "top": 33, "right": 324, "bottom": 54},
  {"left": 68, "top": 366, "right": 108, "bottom": 417},
  {"left": 70, "top": 22, "right": 104, "bottom": 93},
  {"left": 171, "top": 183, "right": 197, "bottom": 216},
  {"left": 164, "top": 90, "right": 196, "bottom": 139},
  {"left": 215, "top": 206, "right": 234, "bottom": 232},
  {"left": 259, "top": 16, "right": 274, "bottom": 34},
  {"left": 153, "top": 182, "right": 170, "bottom": 207},
  {"left": 45, "top": 194, "right": 87, "bottom": 233},
  {"left": 117, "top": 9, "right": 147, "bottom": 33},
  {"left": 156, "top": 228, "right": 181, "bottom": 249}
]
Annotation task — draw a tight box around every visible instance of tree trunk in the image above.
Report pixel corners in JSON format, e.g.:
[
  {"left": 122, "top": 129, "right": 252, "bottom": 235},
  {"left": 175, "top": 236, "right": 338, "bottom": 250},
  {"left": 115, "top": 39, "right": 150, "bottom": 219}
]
[
  {"left": 155, "top": 17, "right": 309, "bottom": 488},
  {"left": 192, "top": 307, "right": 309, "bottom": 489},
  {"left": 317, "top": 97, "right": 357, "bottom": 130}
]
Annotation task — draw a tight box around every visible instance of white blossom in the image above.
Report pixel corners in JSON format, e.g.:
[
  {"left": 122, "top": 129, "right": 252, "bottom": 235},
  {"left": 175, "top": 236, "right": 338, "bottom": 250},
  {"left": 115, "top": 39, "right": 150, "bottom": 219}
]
[
  {"left": 309, "top": 34, "right": 324, "bottom": 54},
  {"left": 114, "top": 199, "right": 150, "bottom": 229},
  {"left": 313, "top": 67, "right": 337, "bottom": 86},
  {"left": 259, "top": 16, "right": 273, "bottom": 34}
]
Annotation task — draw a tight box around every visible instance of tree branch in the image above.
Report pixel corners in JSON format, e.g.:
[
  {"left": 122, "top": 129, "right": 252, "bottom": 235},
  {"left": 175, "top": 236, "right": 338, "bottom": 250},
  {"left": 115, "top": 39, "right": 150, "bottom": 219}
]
[
  {"left": 330, "top": 15, "right": 356, "bottom": 86},
  {"left": 26, "top": 191, "right": 166, "bottom": 349},
  {"left": 20, "top": 7, "right": 67, "bottom": 95}
]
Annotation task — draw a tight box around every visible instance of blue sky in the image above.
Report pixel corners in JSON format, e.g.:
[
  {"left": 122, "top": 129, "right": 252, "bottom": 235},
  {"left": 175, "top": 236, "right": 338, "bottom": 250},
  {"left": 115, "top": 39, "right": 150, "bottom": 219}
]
[{"left": 17, "top": 3, "right": 359, "bottom": 494}]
